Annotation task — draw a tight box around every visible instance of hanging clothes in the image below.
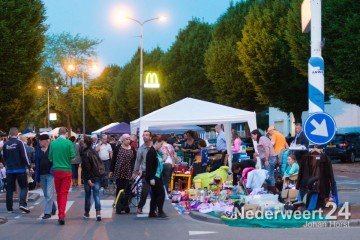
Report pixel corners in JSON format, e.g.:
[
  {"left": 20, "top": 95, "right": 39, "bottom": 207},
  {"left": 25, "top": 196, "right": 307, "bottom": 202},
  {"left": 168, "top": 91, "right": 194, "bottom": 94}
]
[{"left": 296, "top": 151, "right": 337, "bottom": 208}]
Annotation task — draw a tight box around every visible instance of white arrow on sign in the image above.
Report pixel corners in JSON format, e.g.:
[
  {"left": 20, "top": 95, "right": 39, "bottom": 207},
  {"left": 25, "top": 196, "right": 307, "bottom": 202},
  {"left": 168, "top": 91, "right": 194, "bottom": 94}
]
[{"left": 310, "top": 118, "right": 328, "bottom": 137}]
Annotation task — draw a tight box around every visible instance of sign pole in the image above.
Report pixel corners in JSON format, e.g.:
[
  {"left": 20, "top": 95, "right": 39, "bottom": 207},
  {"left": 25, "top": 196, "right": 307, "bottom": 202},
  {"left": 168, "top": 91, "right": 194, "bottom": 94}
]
[{"left": 308, "top": 0, "right": 324, "bottom": 114}]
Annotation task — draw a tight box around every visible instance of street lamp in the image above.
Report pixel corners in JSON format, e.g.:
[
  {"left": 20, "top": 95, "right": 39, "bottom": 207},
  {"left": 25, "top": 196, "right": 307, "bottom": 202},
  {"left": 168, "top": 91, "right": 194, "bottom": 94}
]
[
  {"left": 125, "top": 16, "right": 166, "bottom": 117},
  {"left": 37, "top": 85, "right": 59, "bottom": 128},
  {"left": 67, "top": 63, "right": 98, "bottom": 135}
]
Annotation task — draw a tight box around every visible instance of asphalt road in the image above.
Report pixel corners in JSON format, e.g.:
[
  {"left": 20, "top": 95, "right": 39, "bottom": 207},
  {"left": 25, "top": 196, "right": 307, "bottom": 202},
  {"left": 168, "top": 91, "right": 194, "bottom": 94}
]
[{"left": 0, "top": 160, "right": 359, "bottom": 240}]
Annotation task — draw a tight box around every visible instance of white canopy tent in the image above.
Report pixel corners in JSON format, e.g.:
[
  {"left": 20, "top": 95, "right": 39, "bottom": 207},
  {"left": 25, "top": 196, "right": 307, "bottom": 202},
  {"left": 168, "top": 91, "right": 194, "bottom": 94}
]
[
  {"left": 91, "top": 122, "right": 119, "bottom": 135},
  {"left": 131, "top": 98, "right": 258, "bottom": 168}
]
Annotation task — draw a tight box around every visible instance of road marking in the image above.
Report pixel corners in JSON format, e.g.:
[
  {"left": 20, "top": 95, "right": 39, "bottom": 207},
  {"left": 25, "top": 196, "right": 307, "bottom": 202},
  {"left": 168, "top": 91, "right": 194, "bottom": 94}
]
[
  {"left": 189, "top": 231, "right": 218, "bottom": 236},
  {"left": 89, "top": 200, "right": 113, "bottom": 219},
  {"left": 29, "top": 188, "right": 44, "bottom": 197},
  {"left": 38, "top": 201, "right": 74, "bottom": 220}
]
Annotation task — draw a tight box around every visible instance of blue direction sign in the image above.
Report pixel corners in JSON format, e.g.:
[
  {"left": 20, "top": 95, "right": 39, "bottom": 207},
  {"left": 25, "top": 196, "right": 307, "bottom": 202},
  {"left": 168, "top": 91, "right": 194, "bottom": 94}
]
[{"left": 304, "top": 112, "right": 336, "bottom": 145}]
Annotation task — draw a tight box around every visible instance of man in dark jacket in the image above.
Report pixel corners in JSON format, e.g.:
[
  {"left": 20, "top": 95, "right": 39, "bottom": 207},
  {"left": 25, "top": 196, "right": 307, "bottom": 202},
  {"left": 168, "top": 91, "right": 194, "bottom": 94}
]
[
  {"left": 293, "top": 123, "right": 309, "bottom": 164},
  {"left": 3, "top": 127, "right": 33, "bottom": 213},
  {"left": 34, "top": 134, "right": 57, "bottom": 219}
]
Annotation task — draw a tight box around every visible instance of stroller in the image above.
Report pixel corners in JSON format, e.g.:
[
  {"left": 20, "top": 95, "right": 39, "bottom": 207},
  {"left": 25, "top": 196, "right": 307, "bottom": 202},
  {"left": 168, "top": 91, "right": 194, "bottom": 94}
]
[{"left": 113, "top": 175, "right": 143, "bottom": 214}]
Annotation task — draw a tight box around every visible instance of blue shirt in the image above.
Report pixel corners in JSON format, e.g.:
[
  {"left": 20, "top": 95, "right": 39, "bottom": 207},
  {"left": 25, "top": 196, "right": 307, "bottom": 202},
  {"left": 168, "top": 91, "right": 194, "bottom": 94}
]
[
  {"left": 200, "top": 149, "right": 209, "bottom": 166},
  {"left": 216, "top": 131, "right": 226, "bottom": 152}
]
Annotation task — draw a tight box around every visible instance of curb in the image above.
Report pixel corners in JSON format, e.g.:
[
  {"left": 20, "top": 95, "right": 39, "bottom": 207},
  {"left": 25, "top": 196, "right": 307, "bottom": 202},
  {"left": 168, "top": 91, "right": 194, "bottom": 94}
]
[
  {"left": 189, "top": 211, "right": 224, "bottom": 225},
  {"left": 0, "top": 193, "right": 40, "bottom": 203}
]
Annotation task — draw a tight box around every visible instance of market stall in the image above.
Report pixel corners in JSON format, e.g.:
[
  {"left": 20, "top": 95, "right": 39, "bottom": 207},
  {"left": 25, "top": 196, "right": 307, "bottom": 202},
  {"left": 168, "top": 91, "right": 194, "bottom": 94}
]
[{"left": 130, "top": 97, "right": 258, "bottom": 168}]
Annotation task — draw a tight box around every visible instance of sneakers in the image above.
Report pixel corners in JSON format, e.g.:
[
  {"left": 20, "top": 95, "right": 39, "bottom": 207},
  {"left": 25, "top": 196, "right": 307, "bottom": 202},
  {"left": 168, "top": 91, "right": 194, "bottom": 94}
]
[
  {"left": 83, "top": 212, "right": 90, "bottom": 219},
  {"left": 19, "top": 206, "right": 30, "bottom": 213},
  {"left": 7, "top": 210, "right": 13, "bottom": 214},
  {"left": 157, "top": 212, "right": 169, "bottom": 219},
  {"left": 96, "top": 215, "right": 101, "bottom": 221},
  {"left": 58, "top": 218, "right": 65, "bottom": 225},
  {"left": 148, "top": 212, "right": 158, "bottom": 218},
  {"left": 42, "top": 214, "right": 51, "bottom": 219}
]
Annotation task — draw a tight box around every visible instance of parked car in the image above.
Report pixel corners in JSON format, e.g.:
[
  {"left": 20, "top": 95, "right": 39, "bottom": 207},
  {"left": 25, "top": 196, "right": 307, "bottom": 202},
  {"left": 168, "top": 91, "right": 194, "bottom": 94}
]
[{"left": 322, "top": 132, "right": 360, "bottom": 162}]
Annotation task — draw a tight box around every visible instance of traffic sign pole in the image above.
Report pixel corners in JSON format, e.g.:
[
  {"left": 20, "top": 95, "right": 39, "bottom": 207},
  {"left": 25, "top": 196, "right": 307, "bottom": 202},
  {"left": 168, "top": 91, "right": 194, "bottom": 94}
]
[{"left": 308, "top": 0, "right": 324, "bottom": 114}]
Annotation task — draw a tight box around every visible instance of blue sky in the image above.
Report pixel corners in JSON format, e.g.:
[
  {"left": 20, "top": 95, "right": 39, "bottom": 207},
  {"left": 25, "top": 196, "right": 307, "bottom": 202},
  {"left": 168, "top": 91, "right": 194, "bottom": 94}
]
[{"left": 43, "top": 0, "right": 235, "bottom": 70}]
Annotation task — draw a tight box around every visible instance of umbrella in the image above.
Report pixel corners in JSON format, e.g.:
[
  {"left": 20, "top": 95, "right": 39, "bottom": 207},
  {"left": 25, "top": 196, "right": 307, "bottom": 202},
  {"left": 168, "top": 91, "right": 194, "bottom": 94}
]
[
  {"left": 20, "top": 132, "right": 36, "bottom": 138},
  {"left": 50, "top": 127, "right": 77, "bottom": 137}
]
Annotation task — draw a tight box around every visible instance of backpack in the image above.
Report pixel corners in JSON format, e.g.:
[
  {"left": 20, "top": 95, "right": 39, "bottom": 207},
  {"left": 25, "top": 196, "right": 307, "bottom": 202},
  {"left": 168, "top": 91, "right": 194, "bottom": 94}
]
[{"left": 87, "top": 149, "right": 105, "bottom": 177}]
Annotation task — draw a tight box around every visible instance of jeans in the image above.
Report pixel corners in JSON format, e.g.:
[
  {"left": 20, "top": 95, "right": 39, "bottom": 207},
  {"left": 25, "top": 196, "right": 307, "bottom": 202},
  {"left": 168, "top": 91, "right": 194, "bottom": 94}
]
[
  {"left": 6, "top": 173, "right": 28, "bottom": 210},
  {"left": 162, "top": 163, "right": 173, "bottom": 191},
  {"left": 71, "top": 164, "right": 79, "bottom": 179},
  {"left": 261, "top": 156, "right": 277, "bottom": 187},
  {"left": 84, "top": 177, "right": 101, "bottom": 212},
  {"left": 101, "top": 160, "right": 110, "bottom": 188},
  {"left": 40, "top": 174, "right": 57, "bottom": 214},
  {"left": 54, "top": 170, "right": 72, "bottom": 219},
  {"left": 0, "top": 179, "right": 4, "bottom": 191}
]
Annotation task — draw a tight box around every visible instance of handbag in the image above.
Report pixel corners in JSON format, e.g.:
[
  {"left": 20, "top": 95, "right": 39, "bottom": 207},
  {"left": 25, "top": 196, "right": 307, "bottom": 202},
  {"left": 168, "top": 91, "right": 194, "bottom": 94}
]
[{"left": 165, "top": 145, "right": 177, "bottom": 165}]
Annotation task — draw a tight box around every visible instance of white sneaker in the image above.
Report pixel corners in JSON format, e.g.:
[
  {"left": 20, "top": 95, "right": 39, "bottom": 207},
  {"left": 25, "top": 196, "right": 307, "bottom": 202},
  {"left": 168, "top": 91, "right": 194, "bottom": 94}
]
[{"left": 19, "top": 206, "right": 30, "bottom": 213}]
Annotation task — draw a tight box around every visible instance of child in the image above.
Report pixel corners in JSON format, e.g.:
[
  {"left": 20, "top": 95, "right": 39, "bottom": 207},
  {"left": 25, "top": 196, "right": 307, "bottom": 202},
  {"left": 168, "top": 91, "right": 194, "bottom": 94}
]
[
  {"left": 283, "top": 154, "right": 299, "bottom": 189},
  {"left": 283, "top": 154, "right": 299, "bottom": 177},
  {"left": 197, "top": 140, "right": 209, "bottom": 173},
  {"left": 0, "top": 162, "right": 6, "bottom": 192}
]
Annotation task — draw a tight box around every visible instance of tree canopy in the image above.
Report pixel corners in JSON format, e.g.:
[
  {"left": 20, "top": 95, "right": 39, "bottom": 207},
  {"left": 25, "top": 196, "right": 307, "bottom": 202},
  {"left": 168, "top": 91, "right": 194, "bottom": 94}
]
[
  {"left": 238, "top": 0, "right": 307, "bottom": 123},
  {"left": 204, "top": 0, "right": 266, "bottom": 112},
  {"left": 159, "top": 19, "right": 214, "bottom": 106},
  {"left": 0, "top": 0, "right": 47, "bottom": 130}
]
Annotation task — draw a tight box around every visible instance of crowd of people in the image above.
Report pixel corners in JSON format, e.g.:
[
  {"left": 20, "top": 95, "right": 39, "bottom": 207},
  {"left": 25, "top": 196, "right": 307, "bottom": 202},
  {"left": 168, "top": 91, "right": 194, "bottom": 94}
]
[{"left": 0, "top": 123, "right": 309, "bottom": 224}]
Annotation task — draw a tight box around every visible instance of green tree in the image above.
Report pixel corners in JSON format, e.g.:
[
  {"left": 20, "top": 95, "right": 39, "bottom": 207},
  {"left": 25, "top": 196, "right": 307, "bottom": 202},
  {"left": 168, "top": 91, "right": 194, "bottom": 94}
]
[
  {"left": 109, "top": 48, "right": 163, "bottom": 122},
  {"left": 159, "top": 19, "right": 213, "bottom": 106},
  {"left": 0, "top": 0, "right": 47, "bottom": 130},
  {"left": 322, "top": 0, "right": 360, "bottom": 105},
  {"left": 109, "top": 54, "right": 138, "bottom": 123},
  {"left": 238, "top": 0, "right": 307, "bottom": 123},
  {"left": 285, "top": 0, "right": 310, "bottom": 77},
  {"left": 88, "top": 65, "right": 121, "bottom": 125},
  {"left": 204, "top": 0, "right": 265, "bottom": 112},
  {"left": 38, "top": 32, "right": 101, "bottom": 131}
]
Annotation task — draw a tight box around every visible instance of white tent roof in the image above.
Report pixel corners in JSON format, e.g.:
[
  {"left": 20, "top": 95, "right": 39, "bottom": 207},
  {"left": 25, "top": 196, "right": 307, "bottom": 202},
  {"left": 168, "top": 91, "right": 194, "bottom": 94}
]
[
  {"left": 92, "top": 122, "right": 119, "bottom": 135},
  {"left": 50, "top": 127, "right": 77, "bottom": 137},
  {"left": 131, "top": 97, "right": 258, "bottom": 167}
]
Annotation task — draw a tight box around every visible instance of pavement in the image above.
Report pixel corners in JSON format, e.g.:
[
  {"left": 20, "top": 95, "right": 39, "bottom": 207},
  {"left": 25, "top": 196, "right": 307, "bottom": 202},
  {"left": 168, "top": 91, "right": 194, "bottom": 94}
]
[{"left": 1, "top": 161, "right": 359, "bottom": 227}]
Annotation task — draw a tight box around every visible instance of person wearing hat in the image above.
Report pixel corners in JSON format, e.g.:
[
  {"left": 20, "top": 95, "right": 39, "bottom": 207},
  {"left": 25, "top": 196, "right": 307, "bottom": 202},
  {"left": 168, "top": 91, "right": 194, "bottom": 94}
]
[
  {"left": 34, "top": 134, "right": 57, "bottom": 219},
  {"left": 267, "top": 126, "right": 288, "bottom": 157}
]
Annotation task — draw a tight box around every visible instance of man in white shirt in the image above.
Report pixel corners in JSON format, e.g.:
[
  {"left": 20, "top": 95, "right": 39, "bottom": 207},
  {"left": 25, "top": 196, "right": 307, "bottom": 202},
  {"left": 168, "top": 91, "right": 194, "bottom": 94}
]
[{"left": 95, "top": 134, "right": 113, "bottom": 188}]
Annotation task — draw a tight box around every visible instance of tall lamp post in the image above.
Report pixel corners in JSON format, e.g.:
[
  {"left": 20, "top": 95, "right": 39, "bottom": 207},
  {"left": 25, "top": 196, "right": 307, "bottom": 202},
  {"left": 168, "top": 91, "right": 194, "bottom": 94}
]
[
  {"left": 125, "top": 16, "right": 165, "bottom": 117},
  {"left": 67, "top": 63, "right": 98, "bottom": 135},
  {"left": 37, "top": 85, "right": 59, "bottom": 128}
]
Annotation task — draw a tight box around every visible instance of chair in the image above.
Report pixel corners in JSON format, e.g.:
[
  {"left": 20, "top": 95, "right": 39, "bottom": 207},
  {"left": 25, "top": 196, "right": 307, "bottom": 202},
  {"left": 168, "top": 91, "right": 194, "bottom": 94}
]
[{"left": 281, "top": 174, "right": 299, "bottom": 202}]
